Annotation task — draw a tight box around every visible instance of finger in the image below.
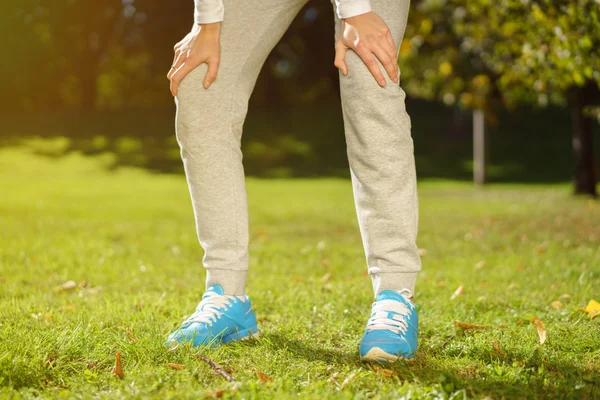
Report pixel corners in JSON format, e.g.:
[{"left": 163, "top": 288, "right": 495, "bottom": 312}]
[
  {"left": 370, "top": 41, "right": 397, "bottom": 83},
  {"left": 168, "top": 50, "right": 188, "bottom": 80},
  {"left": 356, "top": 48, "right": 386, "bottom": 86},
  {"left": 385, "top": 30, "right": 400, "bottom": 83},
  {"left": 203, "top": 57, "right": 220, "bottom": 89},
  {"left": 386, "top": 29, "right": 397, "bottom": 59},
  {"left": 170, "top": 58, "right": 200, "bottom": 96},
  {"left": 334, "top": 41, "right": 349, "bottom": 76}
]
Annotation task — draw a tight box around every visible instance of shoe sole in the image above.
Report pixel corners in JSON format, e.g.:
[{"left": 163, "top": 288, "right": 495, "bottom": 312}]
[
  {"left": 222, "top": 326, "right": 259, "bottom": 344},
  {"left": 361, "top": 347, "right": 415, "bottom": 363}
]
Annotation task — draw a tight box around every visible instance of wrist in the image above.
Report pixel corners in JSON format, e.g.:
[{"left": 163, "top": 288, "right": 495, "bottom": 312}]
[{"left": 198, "top": 22, "right": 221, "bottom": 32}]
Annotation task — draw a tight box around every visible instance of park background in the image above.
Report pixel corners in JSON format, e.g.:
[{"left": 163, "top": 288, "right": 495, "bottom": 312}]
[{"left": 1, "top": 0, "right": 599, "bottom": 399}]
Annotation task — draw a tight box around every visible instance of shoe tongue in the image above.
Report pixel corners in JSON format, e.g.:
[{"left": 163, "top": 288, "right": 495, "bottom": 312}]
[
  {"left": 203, "top": 284, "right": 224, "bottom": 298},
  {"left": 377, "top": 289, "right": 409, "bottom": 304}
]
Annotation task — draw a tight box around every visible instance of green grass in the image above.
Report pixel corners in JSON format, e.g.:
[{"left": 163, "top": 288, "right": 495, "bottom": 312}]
[{"left": 0, "top": 141, "right": 599, "bottom": 399}]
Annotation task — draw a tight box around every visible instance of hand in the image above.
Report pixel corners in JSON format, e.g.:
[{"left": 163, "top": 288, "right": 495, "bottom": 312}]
[
  {"left": 334, "top": 12, "right": 399, "bottom": 87},
  {"left": 167, "top": 22, "right": 221, "bottom": 96}
]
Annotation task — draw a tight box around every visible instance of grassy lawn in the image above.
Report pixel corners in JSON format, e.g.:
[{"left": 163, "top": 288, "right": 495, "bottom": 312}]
[{"left": 0, "top": 141, "right": 599, "bottom": 399}]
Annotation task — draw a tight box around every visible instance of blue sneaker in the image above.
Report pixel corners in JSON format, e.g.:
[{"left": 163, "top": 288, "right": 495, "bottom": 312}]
[
  {"left": 166, "top": 284, "right": 259, "bottom": 348},
  {"left": 359, "top": 290, "right": 419, "bottom": 362}
]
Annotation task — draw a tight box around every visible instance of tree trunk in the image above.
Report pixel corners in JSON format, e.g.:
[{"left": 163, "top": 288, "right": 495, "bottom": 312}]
[
  {"left": 473, "top": 108, "right": 485, "bottom": 185},
  {"left": 570, "top": 84, "right": 597, "bottom": 197}
]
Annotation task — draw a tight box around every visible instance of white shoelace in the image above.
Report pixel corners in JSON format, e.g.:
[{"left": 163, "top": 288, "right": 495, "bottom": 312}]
[
  {"left": 366, "top": 298, "right": 416, "bottom": 335},
  {"left": 181, "top": 293, "right": 246, "bottom": 328}
]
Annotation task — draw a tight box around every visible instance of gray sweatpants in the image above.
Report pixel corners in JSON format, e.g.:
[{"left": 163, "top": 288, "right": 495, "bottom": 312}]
[{"left": 174, "top": 0, "right": 422, "bottom": 298}]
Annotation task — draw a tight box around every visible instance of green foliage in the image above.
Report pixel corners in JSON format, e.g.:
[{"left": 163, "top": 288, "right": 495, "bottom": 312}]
[
  {"left": 400, "top": 0, "right": 600, "bottom": 115},
  {"left": 400, "top": 0, "right": 496, "bottom": 110},
  {"left": 457, "top": 0, "right": 600, "bottom": 114}
]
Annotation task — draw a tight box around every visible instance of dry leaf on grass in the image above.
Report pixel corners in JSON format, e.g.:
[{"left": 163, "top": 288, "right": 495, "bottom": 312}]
[
  {"left": 373, "top": 365, "right": 395, "bottom": 377},
  {"left": 256, "top": 371, "right": 273, "bottom": 383},
  {"left": 53, "top": 280, "right": 77, "bottom": 292},
  {"left": 112, "top": 352, "right": 124, "bottom": 379},
  {"left": 551, "top": 301, "right": 563, "bottom": 309},
  {"left": 580, "top": 299, "right": 600, "bottom": 319},
  {"left": 454, "top": 320, "right": 486, "bottom": 330},
  {"left": 126, "top": 329, "right": 138, "bottom": 343},
  {"left": 338, "top": 371, "right": 357, "bottom": 391},
  {"left": 530, "top": 317, "right": 547, "bottom": 344},
  {"left": 474, "top": 261, "right": 486, "bottom": 270},
  {"left": 167, "top": 363, "right": 185, "bottom": 370},
  {"left": 204, "top": 389, "right": 226, "bottom": 398},
  {"left": 321, "top": 272, "right": 332, "bottom": 282},
  {"left": 450, "top": 285, "right": 464, "bottom": 300},
  {"left": 492, "top": 341, "right": 506, "bottom": 356},
  {"left": 558, "top": 293, "right": 571, "bottom": 299}
]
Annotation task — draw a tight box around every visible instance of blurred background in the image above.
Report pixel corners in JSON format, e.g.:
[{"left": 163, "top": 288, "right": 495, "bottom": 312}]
[{"left": 1, "top": 0, "right": 599, "bottom": 195}]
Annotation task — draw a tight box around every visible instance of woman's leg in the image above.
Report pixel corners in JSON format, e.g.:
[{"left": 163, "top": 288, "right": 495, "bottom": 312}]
[
  {"left": 331, "top": 0, "right": 422, "bottom": 299},
  {"left": 175, "top": 0, "right": 309, "bottom": 295}
]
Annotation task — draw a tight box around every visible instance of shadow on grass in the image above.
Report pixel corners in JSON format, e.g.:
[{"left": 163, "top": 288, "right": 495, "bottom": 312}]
[
  {"left": 1, "top": 100, "right": 597, "bottom": 181},
  {"left": 261, "top": 332, "right": 599, "bottom": 399}
]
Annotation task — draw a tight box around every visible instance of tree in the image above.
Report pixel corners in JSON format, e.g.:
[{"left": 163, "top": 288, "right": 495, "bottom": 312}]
[
  {"left": 399, "top": 0, "right": 501, "bottom": 185},
  {"left": 457, "top": 0, "right": 599, "bottom": 196},
  {"left": 400, "top": 0, "right": 599, "bottom": 196}
]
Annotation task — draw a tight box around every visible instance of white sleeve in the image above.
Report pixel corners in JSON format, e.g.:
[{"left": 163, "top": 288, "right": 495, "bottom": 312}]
[
  {"left": 194, "top": 0, "right": 225, "bottom": 24},
  {"left": 335, "top": 0, "right": 372, "bottom": 19}
]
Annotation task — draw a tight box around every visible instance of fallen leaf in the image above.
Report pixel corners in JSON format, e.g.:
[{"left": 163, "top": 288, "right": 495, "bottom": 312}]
[
  {"left": 167, "top": 363, "right": 185, "bottom": 370},
  {"left": 45, "top": 356, "right": 56, "bottom": 369},
  {"left": 551, "top": 301, "right": 563, "bottom": 309},
  {"left": 530, "top": 317, "right": 547, "bottom": 344},
  {"left": 112, "top": 352, "right": 124, "bottom": 379},
  {"left": 558, "top": 293, "right": 571, "bottom": 299},
  {"left": 454, "top": 320, "right": 486, "bottom": 330},
  {"left": 256, "top": 371, "right": 272, "bottom": 383},
  {"left": 205, "top": 389, "right": 226, "bottom": 398},
  {"left": 126, "top": 329, "right": 139, "bottom": 343},
  {"left": 450, "top": 285, "right": 464, "bottom": 300},
  {"left": 581, "top": 299, "right": 600, "bottom": 312},
  {"left": 78, "top": 280, "right": 88, "bottom": 288},
  {"left": 474, "top": 261, "right": 486, "bottom": 270},
  {"left": 321, "top": 272, "right": 332, "bottom": 282},
  {"left": 492, "top": 341, "right": 506, "bottom": 356},
  {"left": 54, "top": 280, "right": 77, "bottom": 292},
  {"left": 339, "top": 371, "right": 356, "bottom": 391},
  {"left": 373, "top": 365, "right": 395, "bottom": 377},
  {"left": 536, "top": 246, "right": 546, "bottom": 255},
  {"left": 581, "top": 299, "right": 600, "bottom": 319}
]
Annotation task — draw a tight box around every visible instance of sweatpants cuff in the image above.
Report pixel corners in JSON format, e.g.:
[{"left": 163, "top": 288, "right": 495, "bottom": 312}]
[
  {"left": 206, "top": 269, "right": 248, "bottom": 296},
  {"left": 371, "top": 271, "right": 419, "bottom": 299}
]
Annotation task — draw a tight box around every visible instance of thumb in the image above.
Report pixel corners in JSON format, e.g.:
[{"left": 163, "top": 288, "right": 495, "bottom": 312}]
[
  {"left": 334, "top": 42, "right": 349, "bottom": 76},
  {"left": 203, "top": 57, "right": 220, "bottom": 89}
]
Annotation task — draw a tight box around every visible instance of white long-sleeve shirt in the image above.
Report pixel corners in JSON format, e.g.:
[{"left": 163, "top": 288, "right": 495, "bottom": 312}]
[{"left": 194, "top": 0, "right": 372, "bottom": 24}]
